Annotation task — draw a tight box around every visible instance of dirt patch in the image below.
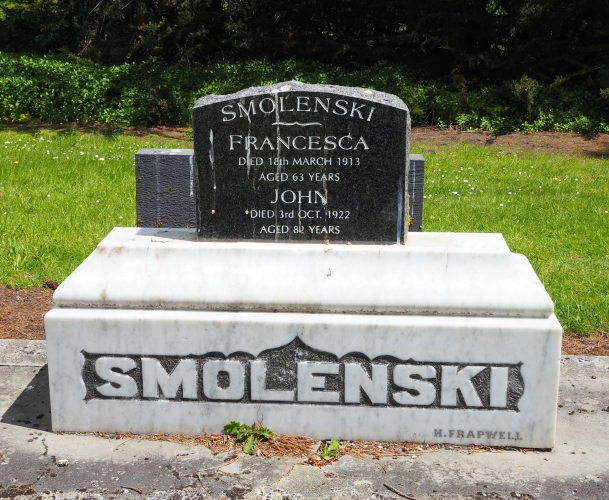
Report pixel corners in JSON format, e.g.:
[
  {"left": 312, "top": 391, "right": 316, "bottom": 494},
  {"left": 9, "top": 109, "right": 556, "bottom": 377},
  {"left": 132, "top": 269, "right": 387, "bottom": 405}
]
[
  {"left": 0, "top": 285, "right": 607, "bottom": 354},
  {"left": 67, "top": 431, "right": 534, "bottom": 466},
  {"left": 0, "top": 484, "right": 36, "bottom": 498},
  {"left": 3, "top": 123, "right": 609, "bottom": 157},
  {"left": 562, "top": 332, "right": 609, "bottom": 356},
  {"left": 0, "top": 285, "right": 54, "bottom": 340},
  {"left": 0, "top": 122, "right": 190, "bottom": 142},
  {"left": 411, "top": 127, "right": 609, "bottom": 157}
]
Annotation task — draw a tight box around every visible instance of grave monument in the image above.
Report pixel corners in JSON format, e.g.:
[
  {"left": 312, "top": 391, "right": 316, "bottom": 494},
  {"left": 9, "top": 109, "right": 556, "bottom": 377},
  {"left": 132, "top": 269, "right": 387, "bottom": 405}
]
[
  {"left": 45, "top": 82, "right": 561, "bottom": 448},
  {"left": 134, "top": 150, "right": 425, "bottom": 232}
]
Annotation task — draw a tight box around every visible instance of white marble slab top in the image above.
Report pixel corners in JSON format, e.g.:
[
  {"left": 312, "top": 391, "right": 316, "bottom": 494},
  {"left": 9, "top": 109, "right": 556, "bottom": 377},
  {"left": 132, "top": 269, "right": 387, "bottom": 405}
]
[{"left": 53, "top": 228, "right": 555, "bottom": 317}]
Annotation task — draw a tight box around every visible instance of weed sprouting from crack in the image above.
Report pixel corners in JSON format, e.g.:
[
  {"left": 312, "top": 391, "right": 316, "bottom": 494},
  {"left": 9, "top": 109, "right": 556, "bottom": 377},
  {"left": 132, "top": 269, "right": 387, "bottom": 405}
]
[{"left": 224, "top": 421, "right": 274, "bottom": 455}]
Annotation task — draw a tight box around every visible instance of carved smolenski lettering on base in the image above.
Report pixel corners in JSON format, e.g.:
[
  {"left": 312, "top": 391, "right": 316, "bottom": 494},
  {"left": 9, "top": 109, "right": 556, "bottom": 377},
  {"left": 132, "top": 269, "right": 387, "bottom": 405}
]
[
  {"left": 81, "top": 338, "right": 524, "bottom": 410},
  {"left": 94, "top": 357, "right": 138, "bottom": 398},
  {"left": 192, "top": 81, "right": 410, "bottom": 243},
  {"left": 141, "top": 358, "right": 197, "bottom": 399},
  {"left": 251, "top": 360, "right": 295, "bottom": 402},
  {"left": 202, "top": 360, "right": 245, "bottom": 400}
]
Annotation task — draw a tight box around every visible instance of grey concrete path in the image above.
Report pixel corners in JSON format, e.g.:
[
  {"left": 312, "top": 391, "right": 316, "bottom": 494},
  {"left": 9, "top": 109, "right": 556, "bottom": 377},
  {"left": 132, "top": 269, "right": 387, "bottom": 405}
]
[{"left": 1, "top": 340, "right": 608, "bottom": 500}]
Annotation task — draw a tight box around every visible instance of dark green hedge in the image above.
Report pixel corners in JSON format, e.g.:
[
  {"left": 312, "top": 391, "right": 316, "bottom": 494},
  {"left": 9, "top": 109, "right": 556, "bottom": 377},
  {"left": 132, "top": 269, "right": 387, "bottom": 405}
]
[
  {"left": 2, "top": 0, "right": 608, "bottom": 87},
  {"left": 1, "top": 53, "right": 607, "bottom": 133}
]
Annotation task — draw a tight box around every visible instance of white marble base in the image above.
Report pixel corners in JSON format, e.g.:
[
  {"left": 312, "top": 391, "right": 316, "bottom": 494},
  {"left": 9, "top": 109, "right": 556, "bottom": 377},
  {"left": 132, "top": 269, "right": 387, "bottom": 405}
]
[
  {"left": 45, "top": 308, "right": 562, "bottom": 448},
  {"left": 45, "top": 228, "right": 562, "bottom": 448},
  {"left": 52, "top": 228, "right": 554, "bottom": 318}
]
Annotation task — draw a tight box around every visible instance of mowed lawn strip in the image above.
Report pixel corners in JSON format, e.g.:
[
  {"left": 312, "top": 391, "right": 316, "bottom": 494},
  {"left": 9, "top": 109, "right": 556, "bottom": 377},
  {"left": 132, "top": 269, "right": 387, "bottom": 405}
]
[
  {"left": 1, "top": 128, "right": 607, "bottom": 335},
  {"left": 0, "top": 128, "right": 183, "bottom": 288},
  {"left": 415, "top": 141, "right": 609, "bottom": 335}
]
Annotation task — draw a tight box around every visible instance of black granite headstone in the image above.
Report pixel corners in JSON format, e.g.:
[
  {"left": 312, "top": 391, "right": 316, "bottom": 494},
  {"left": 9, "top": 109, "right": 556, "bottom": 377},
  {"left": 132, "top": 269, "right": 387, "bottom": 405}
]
[
  {"left": 135, "top": 150, "right": 425, "bottom": 232},
  {"left": 192, "top": 81, "right": 410, "bottom": 243}
]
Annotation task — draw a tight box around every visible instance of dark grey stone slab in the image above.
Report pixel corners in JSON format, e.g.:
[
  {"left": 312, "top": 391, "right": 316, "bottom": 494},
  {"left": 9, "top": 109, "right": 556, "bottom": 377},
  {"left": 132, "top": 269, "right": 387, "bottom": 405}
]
[
  {"left": 409, "top": 154, "right": 425, "bottom": 231},
  {"left": 192, "top": 81, "right": 410, "bottom": 243},
  {"left": 135, "top": 150, "right": 425, "bottom": 231},
  {"left": 135, "top": 148, "right": 195, "bottom": 229}
]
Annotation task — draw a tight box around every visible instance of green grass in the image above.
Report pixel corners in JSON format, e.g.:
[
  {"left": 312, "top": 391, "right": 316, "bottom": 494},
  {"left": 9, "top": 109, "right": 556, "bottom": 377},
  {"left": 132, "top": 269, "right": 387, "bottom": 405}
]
[
  {"left": 1, "top": 126, "right": 607, "bottom": 335},
  {"left": 0, "top": 127, "right": 182, "bottom": 289},
  {"left": 414, "top": 142, "right": 609, "bottom": 335}
]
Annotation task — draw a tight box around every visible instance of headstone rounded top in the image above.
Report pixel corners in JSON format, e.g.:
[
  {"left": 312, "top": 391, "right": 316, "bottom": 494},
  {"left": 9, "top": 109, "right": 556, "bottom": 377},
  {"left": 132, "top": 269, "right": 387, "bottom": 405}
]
[
  {"left": 194, "top": 81, "right": 408, "bottom": 112},
  {"left": 192, "top": 81, "right": 411, "bottom": 243}
]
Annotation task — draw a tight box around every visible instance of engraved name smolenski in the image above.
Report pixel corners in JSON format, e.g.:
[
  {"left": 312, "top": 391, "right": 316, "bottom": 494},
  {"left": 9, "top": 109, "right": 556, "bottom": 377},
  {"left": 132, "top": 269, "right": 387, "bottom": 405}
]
[
  {"left": 83, "top": 338, "right": 523, "bottom": 410},
  {"left": 192, "top": 81, "right": 410, "bottom": 243}
]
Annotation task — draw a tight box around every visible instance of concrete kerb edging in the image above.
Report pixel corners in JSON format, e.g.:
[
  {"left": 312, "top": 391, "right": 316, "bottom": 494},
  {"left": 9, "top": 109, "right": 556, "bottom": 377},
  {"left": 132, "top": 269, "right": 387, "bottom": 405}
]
[
  {"left": 0, "top": 339, "right": 47, "bottom": 366},
  {"left": 1, "top": 339, "right": 609, "bottom": 499}
]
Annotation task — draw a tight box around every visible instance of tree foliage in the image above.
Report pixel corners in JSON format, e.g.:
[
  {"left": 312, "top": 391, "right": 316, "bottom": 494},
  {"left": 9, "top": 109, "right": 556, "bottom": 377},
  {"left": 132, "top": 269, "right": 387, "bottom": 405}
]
[
  {"left": 0, "top": 1, "right": 608, "bottom": 131},
  {"left": 0, "top": 0, "right": 607, "bottom": 86},
  {"left": 1, "top": 53, "right": 607, "bottom": 132}
]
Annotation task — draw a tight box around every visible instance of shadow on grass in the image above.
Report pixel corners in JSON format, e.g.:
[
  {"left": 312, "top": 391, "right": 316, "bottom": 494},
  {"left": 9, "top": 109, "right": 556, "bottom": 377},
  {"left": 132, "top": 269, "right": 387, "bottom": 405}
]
[
  {"left": 0, "top": 122, "right": 192, "bottom": 142},
  {"left": 577, "top": 131, "right": 609, "bottom": 158}
]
